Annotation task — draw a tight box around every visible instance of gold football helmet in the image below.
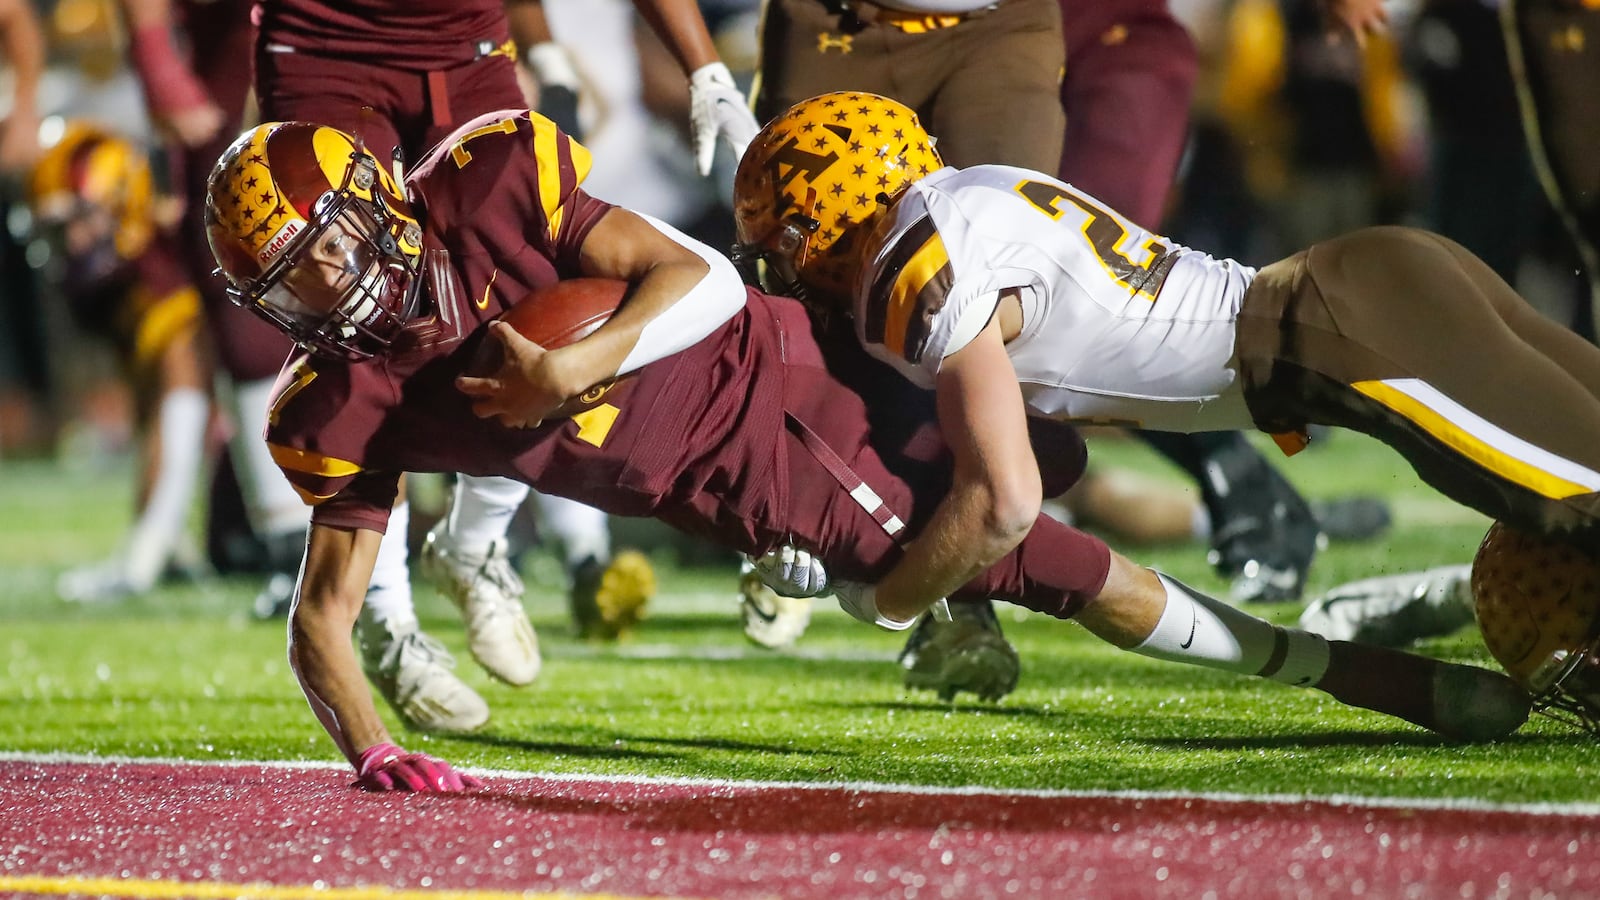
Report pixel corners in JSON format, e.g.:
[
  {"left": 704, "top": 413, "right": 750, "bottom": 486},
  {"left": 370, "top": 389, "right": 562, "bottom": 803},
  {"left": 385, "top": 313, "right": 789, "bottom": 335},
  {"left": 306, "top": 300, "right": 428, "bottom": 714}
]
[
  {"left": 29, "top": 120, "right": 156, "bottom": 263},
  {"left": 733, "top": 92, "right": 942, "bottom": 303},
  {"left": 205, "top": 122, "right": 422, "bottom": 360},
  {"left": 1472, "top": 521, "right": 1600, "bottom": 732}
]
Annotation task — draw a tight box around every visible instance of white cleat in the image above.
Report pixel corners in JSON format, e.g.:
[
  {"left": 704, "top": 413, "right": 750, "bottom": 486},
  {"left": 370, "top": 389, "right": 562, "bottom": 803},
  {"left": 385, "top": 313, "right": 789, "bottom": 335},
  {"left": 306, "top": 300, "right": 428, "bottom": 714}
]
[
  {"left": 357, "top": 621, "right": 490, "bottom": 733},
  {"left": 421, "top": 533, "right": 541, "bottom": 686},
  {"left": 738, "top": 565, "right": 813, "bottom": 649},
  {"left": 57, "top": 559, "right": 144, "bottom": 604},
  {"left": 1298, "top": 565, "right": 1476, "bottom": 647}
]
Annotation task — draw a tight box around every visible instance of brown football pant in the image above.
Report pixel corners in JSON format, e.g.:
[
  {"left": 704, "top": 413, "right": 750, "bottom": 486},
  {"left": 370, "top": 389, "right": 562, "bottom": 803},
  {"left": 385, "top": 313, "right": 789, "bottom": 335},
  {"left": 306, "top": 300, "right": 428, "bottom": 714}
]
[
  {"left": 1238, "top": 226, "right": 1600, "bottom": 543},
  {"left": 754, "top": 0, "right": 1066, "bottom": 173}
]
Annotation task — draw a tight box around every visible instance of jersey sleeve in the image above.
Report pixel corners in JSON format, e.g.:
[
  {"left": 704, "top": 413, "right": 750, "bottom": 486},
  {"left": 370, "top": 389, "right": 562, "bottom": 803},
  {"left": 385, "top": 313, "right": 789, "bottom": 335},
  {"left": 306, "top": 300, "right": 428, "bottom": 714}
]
[
  {"left": 262, "top": 356, "right": 398, "bottom": 532},
  {"left": 856, "top": 198, "right": 994, "bottom": 388}
]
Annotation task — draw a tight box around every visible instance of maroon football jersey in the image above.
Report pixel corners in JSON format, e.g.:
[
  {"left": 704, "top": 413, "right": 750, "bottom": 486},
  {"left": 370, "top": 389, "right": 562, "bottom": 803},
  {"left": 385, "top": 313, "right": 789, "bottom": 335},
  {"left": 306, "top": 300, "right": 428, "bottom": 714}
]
[
  {"left": 267, "top": 285, "right": 788, "bottom": 548},
  {"left": 405, "top": 110, "right": 610, "bottom": 318},
  {"left": 268, "top": 286, "right": 1111, "bottom": 615},
  {"left": 265, "top": 107, "right": 795, "bottom": 547},
  {"left": 256, "top": 0, "right": 509, "bottom": 71}
]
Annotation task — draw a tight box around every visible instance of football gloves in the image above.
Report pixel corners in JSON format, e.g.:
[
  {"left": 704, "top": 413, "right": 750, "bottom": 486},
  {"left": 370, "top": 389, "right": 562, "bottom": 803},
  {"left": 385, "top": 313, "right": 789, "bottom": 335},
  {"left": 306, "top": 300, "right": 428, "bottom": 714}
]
[
  {"left": 688, "top": 62, "right": 759, "bottom": 176},
  {"left": 751, "top": 545, "right": 829, "bottom": 598},
  {"left": 354, "top": 742, "right": 483, "bottom": 793},
  {"left": 525, "top": 42, "right": 584, "bottom": 141}
]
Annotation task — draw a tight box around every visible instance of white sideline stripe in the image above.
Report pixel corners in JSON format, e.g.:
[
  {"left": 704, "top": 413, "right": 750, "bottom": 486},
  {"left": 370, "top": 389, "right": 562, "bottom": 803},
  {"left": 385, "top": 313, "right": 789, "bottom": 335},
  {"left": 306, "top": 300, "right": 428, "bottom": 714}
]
[
  {"left": 4, "top": 750, "right": 1599, "bottom": 819},
  {"left": 1382, "top": 377, "right": 1600, "bottom": 489}
]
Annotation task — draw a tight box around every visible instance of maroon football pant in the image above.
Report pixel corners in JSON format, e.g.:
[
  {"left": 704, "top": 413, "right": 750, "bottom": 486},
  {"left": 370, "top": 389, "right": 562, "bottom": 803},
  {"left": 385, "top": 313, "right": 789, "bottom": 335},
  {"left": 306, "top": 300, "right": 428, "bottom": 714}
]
[
  {"left": 1056, "top": 0, "right": 1198, "bottom": 230},
  {"left": 254, "top": 47, "right": 525, "bottom": 172}
]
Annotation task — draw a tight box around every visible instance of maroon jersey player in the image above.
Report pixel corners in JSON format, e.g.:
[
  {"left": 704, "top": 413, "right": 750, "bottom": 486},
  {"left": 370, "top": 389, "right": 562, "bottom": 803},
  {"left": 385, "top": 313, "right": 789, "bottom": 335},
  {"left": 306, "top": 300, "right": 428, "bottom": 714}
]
[{"left": 204, "top": 112, "right": 1532, "bottom": 792}]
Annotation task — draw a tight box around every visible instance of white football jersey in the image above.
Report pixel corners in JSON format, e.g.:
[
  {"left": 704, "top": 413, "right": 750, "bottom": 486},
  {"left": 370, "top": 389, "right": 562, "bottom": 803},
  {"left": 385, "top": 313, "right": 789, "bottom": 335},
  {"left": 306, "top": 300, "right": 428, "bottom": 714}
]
[{"left": 855, "top": 165, "right": 1259, "bottom": 432}]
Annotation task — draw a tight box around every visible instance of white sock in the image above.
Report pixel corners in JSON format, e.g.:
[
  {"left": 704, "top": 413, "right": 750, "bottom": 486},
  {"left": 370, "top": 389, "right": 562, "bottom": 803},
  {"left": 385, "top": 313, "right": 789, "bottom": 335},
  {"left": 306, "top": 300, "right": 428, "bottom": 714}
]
[
  {"left": 1133, "top": 572, "right": 1330, "bottom": 686},
  {"left": 533, "top": 492, "right": 610, "bottom": 566},
  {"left": 441, "top": 474, "right": 529, "bottom": 557},
  {"left": 363, "top": 501, "right": 417, "bottom": 630},
  {"left": 228, "top": 376, "right": 312, "bottom": 535},
  {"left": 123, "top": 387, "right": 209, "bottom": 590}
]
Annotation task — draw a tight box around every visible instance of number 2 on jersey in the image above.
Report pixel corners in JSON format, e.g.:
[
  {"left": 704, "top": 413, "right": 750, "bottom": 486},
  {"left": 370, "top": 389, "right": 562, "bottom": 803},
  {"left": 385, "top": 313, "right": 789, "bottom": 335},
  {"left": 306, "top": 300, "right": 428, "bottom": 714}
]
[{"left": 1014, "top": 179, "right": 1175, "bottom": 300}]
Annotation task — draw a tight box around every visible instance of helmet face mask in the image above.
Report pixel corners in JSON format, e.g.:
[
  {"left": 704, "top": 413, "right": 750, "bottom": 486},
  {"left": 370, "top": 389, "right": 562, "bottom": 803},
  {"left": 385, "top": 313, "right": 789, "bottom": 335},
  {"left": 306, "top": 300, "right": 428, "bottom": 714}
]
[
  {"left": 733, "top": 92, "right": 942, "bottom": 310},
  {"left": 206, "top": 122, "right": 422, "bottom": 361},
  {"left": 1507, "top": 634, "right": 1600, "bottom": 733}
]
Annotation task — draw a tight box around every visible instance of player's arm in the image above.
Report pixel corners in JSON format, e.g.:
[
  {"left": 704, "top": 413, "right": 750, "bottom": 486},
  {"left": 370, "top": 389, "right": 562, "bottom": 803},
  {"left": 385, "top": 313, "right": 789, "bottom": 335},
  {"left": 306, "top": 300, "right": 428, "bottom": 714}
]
[
  {"left": 290, "top": 520, "right": 481, "bottom": 792},
  {"left": 459, "top": 206, "right": 745, "bottom": 427},
  {"left": 0, "top": 0, "right": 44, "bottom": 172},
  {"left": 288, "top": 523, "right": 388, "bottom": 765},
  {"left": 118, "top": 0, "right": 222, "bottom": 147},
  {"left": 504, "top": 0, "right": 585, "bottom": 138},
  {"left": 869, "top": 314, "right": 1043, "bottom": 624},
  {"left": 629, "top": 0, "right": 759, "bottom": 176}
]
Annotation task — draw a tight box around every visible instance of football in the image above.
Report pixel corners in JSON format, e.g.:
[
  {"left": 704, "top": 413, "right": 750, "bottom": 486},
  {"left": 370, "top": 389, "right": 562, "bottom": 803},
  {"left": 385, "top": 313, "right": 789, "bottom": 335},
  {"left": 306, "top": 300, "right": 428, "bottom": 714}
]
[
  {"left": 467, "top": 277, "right": 628, "bottom": 377},
  {"left": 1471, "top": 521, "right": 1600, "bottom": 694}
]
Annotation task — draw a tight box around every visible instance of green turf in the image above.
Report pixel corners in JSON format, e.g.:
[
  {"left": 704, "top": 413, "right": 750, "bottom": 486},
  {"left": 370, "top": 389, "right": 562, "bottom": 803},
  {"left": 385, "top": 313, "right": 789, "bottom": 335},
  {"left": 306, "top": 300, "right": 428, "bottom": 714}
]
[{"left": 3, "top": 429, "right": 1596, "bottom": 804}]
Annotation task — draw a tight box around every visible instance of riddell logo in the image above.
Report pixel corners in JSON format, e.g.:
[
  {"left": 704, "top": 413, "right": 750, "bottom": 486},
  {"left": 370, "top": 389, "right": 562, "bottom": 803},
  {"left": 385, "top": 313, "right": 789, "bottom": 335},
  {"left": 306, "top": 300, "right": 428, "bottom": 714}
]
[{"left": 257, "top": 220, "right": 302, "bottom": 265}]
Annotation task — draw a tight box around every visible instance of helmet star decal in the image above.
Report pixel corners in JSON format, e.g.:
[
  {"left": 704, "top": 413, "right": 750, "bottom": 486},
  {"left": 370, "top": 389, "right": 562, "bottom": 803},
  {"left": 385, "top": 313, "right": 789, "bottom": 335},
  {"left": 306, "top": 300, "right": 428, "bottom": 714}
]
[{"left": 733, "top": 92, "right": 942, "bottom": 302}]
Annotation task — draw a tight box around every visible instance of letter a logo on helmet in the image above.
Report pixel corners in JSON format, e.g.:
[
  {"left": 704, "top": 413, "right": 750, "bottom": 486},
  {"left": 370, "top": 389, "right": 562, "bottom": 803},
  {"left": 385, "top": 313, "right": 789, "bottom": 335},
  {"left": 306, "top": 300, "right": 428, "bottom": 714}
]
[{"left": 734, "top": 92, "right": 941, "bottom": 302}]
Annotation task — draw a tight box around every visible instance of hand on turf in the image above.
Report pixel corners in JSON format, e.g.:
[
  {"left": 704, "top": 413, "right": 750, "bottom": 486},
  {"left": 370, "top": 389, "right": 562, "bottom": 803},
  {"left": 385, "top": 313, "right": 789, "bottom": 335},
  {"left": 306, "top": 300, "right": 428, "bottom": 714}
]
[
  {"left": 834, "top": 581, "right": 918, "bottom": 632},
  {"left": 689, "top": 62, "right": 760, "bottom": 176},
  {"left": 456, "top": 321, "right": 574, "bottom": 429},
  {"left": 752, "top": 544, "right": 829, "bottom": 598},
  {"left": 355, "top": 742, "right": 483, "bottom": 793}
]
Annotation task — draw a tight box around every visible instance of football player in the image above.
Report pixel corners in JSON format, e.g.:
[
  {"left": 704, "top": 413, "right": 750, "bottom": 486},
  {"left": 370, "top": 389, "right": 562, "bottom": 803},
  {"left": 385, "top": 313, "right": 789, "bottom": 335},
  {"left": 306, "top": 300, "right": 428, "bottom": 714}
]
[
  {"left": 118, "top": 0, "right": 313, "bottom": 620},
  {"left": 247, "top": 0, "right": 757, "bottom": 733},
  {"left": 30, "top": 122, "right": 209, "bottom": 602},
  {"left": 741, "top": 0, "right": 1378, "bottom": 700},
  {"left": 725, "top": 90, "right": 1600, "bottom": 662},
  {"left": 205, "top": 113, "right": 1529, "bottom": 790}
]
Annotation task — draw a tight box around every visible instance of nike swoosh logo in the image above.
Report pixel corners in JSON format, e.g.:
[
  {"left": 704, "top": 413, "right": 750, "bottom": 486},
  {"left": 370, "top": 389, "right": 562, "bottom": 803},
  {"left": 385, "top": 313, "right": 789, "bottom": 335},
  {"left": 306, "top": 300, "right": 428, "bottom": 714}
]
[
  {"left": 477, "top": 269, "right": 497, "bottom": 310},
  {"left": 1180, "top": 608, "right": 1198, "bottom": 650}
]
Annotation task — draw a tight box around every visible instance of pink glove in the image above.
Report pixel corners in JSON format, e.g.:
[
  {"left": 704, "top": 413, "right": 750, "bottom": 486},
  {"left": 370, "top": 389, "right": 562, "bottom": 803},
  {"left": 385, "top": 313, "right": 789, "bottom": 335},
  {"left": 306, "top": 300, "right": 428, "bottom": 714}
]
[{"left": 354, "top": 742, "right": 483, "bottom": 793}]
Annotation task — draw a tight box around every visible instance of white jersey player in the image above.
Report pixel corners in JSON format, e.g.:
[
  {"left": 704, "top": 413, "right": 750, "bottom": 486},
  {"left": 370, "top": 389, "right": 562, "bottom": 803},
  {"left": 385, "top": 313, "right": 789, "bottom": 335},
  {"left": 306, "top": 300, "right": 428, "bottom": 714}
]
[{"left": 858, "top": 164, "right": 1256, "bottom": 433}]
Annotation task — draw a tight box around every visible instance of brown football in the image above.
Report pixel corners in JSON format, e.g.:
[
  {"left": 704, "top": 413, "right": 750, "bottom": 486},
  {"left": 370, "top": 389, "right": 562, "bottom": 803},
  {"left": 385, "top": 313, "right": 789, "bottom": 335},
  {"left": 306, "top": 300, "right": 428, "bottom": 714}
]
[{"left": 467, "top": 277, "right": 628, "bottom": 377}]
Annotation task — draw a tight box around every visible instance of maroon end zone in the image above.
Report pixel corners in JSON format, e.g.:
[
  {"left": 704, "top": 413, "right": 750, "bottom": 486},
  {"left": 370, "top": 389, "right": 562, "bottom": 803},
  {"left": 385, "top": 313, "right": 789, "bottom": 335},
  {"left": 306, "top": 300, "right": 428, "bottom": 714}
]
[{"left": 5, "top": 758, "right": 1598, "bottom": 898}]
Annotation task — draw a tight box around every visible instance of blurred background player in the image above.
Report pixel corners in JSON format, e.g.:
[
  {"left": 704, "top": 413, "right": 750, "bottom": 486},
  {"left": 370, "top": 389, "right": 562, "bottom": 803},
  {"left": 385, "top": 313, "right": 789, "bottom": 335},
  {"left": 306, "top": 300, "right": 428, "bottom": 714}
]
[
  {"left": 29, "top": 120, "right": 209, "bottom": 602},
  {"left": 0, "top": 0, "right": 47, "bottom": 453},
  {"left": 116, "top": 0, "right": 315, "bottom": 619}
]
